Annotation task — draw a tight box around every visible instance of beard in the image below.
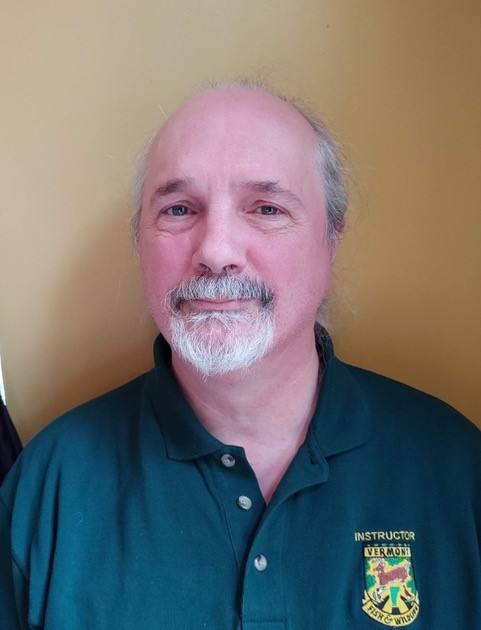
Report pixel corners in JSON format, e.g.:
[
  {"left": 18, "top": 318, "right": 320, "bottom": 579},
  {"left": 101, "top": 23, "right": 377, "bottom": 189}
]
[{"left": 166, "top": 272, "right": 275, "bottom": 376}]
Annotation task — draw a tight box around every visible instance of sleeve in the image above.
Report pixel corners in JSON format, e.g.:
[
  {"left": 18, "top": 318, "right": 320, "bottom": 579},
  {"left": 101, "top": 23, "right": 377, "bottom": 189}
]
[{"left": 0, "top": 496, "right": 31, "bottom": 630}]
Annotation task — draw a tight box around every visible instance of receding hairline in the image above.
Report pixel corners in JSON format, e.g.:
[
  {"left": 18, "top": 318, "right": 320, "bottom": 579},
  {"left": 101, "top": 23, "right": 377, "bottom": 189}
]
[{"left": 148, "top": 83, "right": 321, "bottom": 166}]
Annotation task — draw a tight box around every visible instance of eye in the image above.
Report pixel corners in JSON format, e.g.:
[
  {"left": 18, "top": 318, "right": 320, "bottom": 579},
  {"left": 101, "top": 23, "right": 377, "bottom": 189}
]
[
  {"left": 257, "top": 205, "right": 280, "bottom": 216},
  {"left": 166, "top": 204, "right": 190, "bottom": 216}
]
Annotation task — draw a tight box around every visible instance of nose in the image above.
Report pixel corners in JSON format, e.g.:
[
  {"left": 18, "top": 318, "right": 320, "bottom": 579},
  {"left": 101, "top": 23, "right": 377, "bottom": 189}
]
[{"left": 191, "top": 209, "right": 247, "bottom": 275}]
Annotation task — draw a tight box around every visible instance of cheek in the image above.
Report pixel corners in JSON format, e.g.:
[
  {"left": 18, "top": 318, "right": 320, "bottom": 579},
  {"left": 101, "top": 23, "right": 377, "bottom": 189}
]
[
  {"left": 140, "top": 235, "right": 191, "bottom": 291},
  {"left": 267, "top": 247, "right": 333, "bottom": 329},
  {"left": 268, "top": 238, "right": 332, "bottom": 294},
  {"left": 138, "top": 238, "right": 188, "bottom": 325}
]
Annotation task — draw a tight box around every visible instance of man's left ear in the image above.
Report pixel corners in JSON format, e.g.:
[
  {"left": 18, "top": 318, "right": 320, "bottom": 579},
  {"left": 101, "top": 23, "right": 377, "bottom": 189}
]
[{"left": 329, "top": 226, "right": 344, "bottom": 264}]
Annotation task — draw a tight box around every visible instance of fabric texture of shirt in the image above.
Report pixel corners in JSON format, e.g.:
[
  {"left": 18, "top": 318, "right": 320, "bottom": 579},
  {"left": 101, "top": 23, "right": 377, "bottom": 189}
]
[{"left": 1, "top": 331, "right": 480, "bottom": 629}]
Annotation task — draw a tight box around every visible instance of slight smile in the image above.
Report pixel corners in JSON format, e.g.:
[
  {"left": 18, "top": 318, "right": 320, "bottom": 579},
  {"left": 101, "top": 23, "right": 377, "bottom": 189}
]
[{"left": 188, "top": 298, "right": 254, "bottom": 311}]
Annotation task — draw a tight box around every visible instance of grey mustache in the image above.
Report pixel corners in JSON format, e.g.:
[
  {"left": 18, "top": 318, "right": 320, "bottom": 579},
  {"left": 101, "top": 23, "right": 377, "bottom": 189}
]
[{"left": 168, "top": 274, "right": 274, "bottom": 309}]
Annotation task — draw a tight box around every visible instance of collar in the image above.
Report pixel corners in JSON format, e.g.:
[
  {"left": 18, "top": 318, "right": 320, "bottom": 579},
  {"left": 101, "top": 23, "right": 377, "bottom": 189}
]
[
  {"left": 148, "top": 327, "right": 374, "bottom": 462},
  {"left": 306, "top": 323, "right": 373, "bottom": 459},
  {"left": 148, "top": 337, "right": 224, "bottom": 460}
]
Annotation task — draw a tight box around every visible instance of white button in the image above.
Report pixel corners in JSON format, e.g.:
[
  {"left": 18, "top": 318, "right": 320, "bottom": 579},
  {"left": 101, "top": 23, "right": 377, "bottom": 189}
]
[
  {"left": 236, "top": 495, "right": 252, "bottom": 510},
  {"left": 254, "top": 554, "right": 267, "bottom": 571},
  {"left": 221, "top": 454, "right": 236, "bottom": 468}
]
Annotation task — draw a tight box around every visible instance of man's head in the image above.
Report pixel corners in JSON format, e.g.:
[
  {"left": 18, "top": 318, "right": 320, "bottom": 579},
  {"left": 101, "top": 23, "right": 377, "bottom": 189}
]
[{"left": 135, "top": 81, "right": 348, "bottom": 375}]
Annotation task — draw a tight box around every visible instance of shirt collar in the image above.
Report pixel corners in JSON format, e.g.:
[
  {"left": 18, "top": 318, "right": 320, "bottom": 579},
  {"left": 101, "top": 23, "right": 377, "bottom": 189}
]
[
  {"left": 148, "top": 328, "right": 374, "bottom": 462},
  {"left": 148, "top": 337, "right": 225, "bottom": 460},
  {"left": 308, "top": 326, "right": 374, "bottom": 459}
]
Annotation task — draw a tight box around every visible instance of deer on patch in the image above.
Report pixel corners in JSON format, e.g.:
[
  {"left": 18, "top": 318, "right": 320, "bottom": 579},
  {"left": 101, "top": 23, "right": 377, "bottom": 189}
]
[{"left": 371, "top": 559, "right": 415, "bottom": 602}]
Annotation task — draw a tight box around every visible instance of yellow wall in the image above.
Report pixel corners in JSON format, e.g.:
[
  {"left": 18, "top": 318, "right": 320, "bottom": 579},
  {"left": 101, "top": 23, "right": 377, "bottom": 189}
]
[{"left": 1, "top": 1, "right": 480, "bottom": 443}]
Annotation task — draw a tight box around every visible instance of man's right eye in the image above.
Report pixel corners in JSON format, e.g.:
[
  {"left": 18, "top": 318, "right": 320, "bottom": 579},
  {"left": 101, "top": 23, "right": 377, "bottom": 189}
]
[{"left": 166, "top": 205, "right": 189, "bottom": 216}]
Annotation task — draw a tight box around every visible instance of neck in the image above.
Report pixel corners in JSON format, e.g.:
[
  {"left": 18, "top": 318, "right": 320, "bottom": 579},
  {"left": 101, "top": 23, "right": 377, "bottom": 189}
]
[{"left": 171, "top": 329, "right": 322, "bottom": 502}]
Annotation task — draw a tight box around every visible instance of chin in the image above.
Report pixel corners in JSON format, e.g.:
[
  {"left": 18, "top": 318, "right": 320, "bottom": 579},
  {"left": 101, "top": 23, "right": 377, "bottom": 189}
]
[{"left": 169, "top": 309, "right": 276, "bottom": 376}]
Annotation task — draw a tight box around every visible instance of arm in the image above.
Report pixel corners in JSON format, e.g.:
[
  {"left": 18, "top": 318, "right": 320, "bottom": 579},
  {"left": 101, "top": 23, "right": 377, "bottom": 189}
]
[{"left": 0, "top": 496, "right": 31, "bottom": 630}]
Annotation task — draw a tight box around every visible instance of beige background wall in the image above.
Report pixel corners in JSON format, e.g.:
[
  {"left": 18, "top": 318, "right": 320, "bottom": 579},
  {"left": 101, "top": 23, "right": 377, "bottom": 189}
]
[{"left": 1, "top": 0, "right": 480, "bottom": 444}]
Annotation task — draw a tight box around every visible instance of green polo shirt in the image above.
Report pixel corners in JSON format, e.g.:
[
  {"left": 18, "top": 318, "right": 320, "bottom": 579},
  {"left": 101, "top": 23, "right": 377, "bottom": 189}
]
[{"left": 1, "top": 332, "right": 481, "bottom": 629}]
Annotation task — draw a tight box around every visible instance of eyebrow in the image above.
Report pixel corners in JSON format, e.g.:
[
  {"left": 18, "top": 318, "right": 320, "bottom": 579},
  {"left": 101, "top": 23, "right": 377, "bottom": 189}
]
[
  {"left": 239, "top": 180, "right": 303, "bottom": 208},
  {"left": 149, "top": 177, "right": 304, "bottom": 208},
  {"left": 150, "top": 178, "right": 195, "bottom": 204}
]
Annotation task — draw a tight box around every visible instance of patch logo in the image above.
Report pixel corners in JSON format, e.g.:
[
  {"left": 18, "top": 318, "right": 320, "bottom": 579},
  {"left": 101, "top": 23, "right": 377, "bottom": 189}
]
[{"left": 362, "top": 544, "right": 419, "bottom": 626}]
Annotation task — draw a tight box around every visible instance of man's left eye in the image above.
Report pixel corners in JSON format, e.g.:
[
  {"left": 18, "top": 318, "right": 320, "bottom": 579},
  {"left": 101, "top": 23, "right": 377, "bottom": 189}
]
[
  {"left": 167, "top": 205, "right": 190, "bottom": 216},
  {"left": 258, "top": 205, "right": 279, "bottom": 216}
]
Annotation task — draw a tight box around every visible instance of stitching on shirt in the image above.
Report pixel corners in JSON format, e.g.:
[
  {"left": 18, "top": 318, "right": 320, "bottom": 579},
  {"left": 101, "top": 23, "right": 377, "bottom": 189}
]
[
  {"left": 198, "top": 457, "right": 241, "bottom": 569},
  {"left": 242, "top": 618, "right": 286, "bottom": 625}
]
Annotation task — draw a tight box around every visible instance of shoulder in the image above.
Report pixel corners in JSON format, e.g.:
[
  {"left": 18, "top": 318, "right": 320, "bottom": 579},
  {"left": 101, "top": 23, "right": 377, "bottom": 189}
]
[
  {"left": 35, "top": 370, "right": 150, "bottom": 444},
  {"left": 340, "top": 359, "right": 481, "bottom": 458},
  {"left": 1, "top": 371, "right": 154, "bottom": 505}
]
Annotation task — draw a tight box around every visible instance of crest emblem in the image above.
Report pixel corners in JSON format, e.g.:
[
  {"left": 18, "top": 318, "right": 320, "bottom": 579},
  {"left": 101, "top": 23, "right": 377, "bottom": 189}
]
[{"left": 362, "top": 544, "right": 419, "bottom": 626}]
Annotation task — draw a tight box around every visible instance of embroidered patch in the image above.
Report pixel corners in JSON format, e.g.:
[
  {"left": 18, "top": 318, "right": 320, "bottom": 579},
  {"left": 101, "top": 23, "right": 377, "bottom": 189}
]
[{"left": 361, "top": 543, "right": 419, "bottom": 626}]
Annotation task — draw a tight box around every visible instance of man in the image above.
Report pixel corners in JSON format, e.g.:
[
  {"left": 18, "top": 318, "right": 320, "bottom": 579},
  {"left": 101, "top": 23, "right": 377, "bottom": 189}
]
[{"left": 1, "top": 82, "right": 480, "bottom": 629}]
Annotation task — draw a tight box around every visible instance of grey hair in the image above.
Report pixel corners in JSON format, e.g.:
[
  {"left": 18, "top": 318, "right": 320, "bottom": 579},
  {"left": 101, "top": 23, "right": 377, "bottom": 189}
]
[{"left": 131, "top": 79, "right": 348, "bottom": 249}]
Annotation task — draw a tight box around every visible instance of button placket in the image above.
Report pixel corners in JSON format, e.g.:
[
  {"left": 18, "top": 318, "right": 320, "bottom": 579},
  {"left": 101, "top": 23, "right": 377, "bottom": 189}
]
[
  {"left": 210, "top": 448, "right": 265, "bottom": 573},
  {"left": 240, "top": 502, "right": 287, "bottom": 624}
]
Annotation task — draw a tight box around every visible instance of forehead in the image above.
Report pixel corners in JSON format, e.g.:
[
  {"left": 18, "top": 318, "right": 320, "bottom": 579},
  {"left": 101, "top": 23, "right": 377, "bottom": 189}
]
[{"left": 146, "top": 88, "right": 320, "bottom": 191}]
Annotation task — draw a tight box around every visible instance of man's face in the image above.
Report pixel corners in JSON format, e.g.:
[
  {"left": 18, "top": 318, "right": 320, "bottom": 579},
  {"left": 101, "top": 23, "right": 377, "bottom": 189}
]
[{"left": 139, "top": 88, "right": 335, "bottom": 373}]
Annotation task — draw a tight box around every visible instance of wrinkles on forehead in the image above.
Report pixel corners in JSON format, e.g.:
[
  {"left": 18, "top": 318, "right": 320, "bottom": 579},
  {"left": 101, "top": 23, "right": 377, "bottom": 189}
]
[{"left": 149, "top": 177, "right": 304, "bottom": 210}]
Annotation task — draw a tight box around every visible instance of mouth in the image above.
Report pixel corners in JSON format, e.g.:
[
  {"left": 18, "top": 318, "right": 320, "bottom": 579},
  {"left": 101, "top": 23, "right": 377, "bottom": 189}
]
[
  {"left": 183, "top": 298, "right": 255, "bottom": 312},
  {"left": 168, "top": 273, "right": 275, "bottom": 315}
]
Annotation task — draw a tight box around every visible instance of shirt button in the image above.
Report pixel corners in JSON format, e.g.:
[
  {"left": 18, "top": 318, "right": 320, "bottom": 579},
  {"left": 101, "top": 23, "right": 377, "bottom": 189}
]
[
  {"left": 236, "top": 495, "right": 252, "bottom": 510},
  {"left": 254, "top": 554, "right": 267, "bottom": 571},
  {"left": 221, "top": 454, "right": 236, "bottom": 468}
]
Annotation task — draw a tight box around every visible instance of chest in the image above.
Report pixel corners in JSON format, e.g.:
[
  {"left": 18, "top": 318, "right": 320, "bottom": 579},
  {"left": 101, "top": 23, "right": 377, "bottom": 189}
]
[{"left": 29, "top": 446, "right": 481, "bottom": 629}]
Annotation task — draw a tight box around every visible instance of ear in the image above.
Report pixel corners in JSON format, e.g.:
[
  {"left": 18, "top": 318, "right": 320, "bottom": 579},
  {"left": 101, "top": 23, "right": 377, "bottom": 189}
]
[{"left": 328, "top": 225, "right": 344, "bottom": 264}]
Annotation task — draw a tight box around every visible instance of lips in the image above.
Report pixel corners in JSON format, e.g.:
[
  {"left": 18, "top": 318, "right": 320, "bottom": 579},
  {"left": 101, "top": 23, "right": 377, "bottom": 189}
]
[{"left": 186, "top": 298, "right": 253, "bottom": 311}]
